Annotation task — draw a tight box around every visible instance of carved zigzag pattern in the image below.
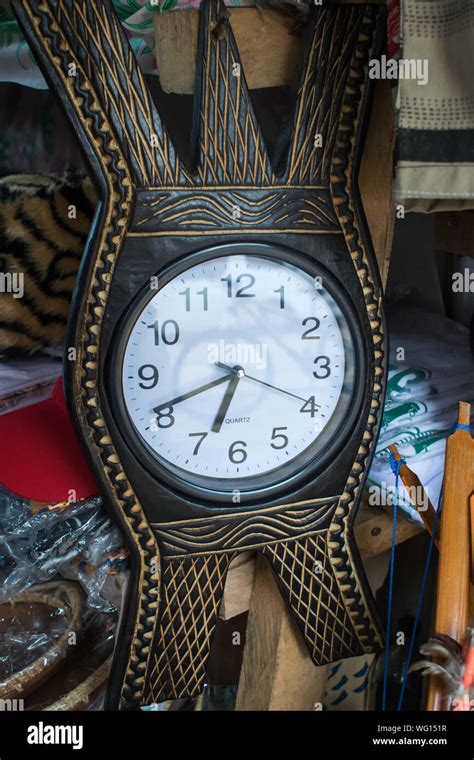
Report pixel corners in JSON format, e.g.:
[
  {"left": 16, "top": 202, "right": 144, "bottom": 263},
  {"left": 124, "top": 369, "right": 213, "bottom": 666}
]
[
  {"left": 23, "top": 0, "right": 377, "bottom": 193},
  {"left": 195, "top": 0, "right": 273, "bottom": 186},
  {"left": 13, "top": 0, "right": 163, "bottom": 709},
  {"left": 283, "top": 4, "right": 369, "bottom": 186},
  {"left": 327, "top": 4, "right": 385, "bottom": 651},
  {"left": 42, "top": 0, "right": 187, "bottom": 186}
]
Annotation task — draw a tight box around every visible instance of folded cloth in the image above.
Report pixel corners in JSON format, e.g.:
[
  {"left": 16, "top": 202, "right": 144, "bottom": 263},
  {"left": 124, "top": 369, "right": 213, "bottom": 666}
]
[
  {"left": 394, "top": 0, "right": 474, "bottom": 212},
  {"left": 0, "top": 376, "right": 97, "bottom": 503},
  {"left": 368, "top": 307, "right": 474, "bottom": 522}
]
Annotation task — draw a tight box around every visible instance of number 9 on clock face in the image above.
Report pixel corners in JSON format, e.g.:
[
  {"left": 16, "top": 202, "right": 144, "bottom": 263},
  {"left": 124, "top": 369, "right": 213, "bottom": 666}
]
[{"left": 110, "top": 244, "right": 364, "bottom": 503}]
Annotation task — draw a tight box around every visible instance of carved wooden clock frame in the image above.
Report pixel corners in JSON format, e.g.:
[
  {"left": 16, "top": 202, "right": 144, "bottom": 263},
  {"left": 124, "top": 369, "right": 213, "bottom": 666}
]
[{"left": 13, "top": 0, "right": 387, "bottom": 709}]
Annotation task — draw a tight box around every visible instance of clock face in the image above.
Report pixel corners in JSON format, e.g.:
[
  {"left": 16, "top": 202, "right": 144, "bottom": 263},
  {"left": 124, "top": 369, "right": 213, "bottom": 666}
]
[{"left": 112, "top": 246, "right": 362, "bottom": 501}]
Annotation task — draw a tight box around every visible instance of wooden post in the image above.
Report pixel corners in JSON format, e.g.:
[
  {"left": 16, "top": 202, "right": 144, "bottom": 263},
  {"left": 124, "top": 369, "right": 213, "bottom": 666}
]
[
  {"left": 154, "top": 9, "right": 302, "bottom": 95},
  {"left": 359, "top": 77, "right": 396, "bottom": 289},
  {"left": 470, "top": 494, "right": 474, "bottom": 583},
  {"left": 235, "top": 555, "right": 328, "bottom": 711}
]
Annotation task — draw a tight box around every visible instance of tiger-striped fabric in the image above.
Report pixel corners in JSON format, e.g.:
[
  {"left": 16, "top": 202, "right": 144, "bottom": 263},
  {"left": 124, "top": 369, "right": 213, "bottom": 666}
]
[{"left": 0, "top": 172, "right": 97, "bottom": 358}]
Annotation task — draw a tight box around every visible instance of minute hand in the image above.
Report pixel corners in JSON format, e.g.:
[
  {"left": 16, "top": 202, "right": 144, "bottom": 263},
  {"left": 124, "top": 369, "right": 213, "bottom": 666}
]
[
  {"left": 214, "top": 362, "right": 319, "bottom": 406},
  {"left": 153, "top": 374, "right": 231, "bottom": 413},
  {"left": 244, "top": 373, "right": 318, "bottom": 405}
]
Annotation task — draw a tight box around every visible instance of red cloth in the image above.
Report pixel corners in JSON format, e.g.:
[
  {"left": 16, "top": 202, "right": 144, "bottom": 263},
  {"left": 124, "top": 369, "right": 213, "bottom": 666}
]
[{"left": 0, "top": 377, "right": 97, "bottom": 502}]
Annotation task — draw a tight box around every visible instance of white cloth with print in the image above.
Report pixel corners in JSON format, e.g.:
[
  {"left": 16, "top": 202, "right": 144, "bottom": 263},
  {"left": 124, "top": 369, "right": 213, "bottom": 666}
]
[{"left": 368, "top": 307, "right": 474, "bottom": 522}]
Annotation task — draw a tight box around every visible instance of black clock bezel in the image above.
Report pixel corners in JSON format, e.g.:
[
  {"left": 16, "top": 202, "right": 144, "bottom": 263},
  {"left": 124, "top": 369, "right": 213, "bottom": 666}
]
[{"left": 107, "top": 242, "right": 366, "bottom": 505}]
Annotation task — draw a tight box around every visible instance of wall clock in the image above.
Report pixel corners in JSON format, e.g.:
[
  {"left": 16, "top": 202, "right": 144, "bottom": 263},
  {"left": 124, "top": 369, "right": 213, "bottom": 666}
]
[
  {"left": 13, "top": 0, "right": 387, "bottom": 709},
  {"left": 111, "top": 243, "right": 364, "bottom": 502}
]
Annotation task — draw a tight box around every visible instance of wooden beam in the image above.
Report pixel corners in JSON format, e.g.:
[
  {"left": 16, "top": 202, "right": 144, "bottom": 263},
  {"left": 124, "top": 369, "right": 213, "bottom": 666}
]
[
  {"left": 219, "top": 552, "right": 255, "bottom": 621},
  {"left": 354, "top": 501, "right": 423, "bottom": 561},
  {"left": 153, "top": 2, "right": 386, "bottom": 96},
  {"left": 154, "top": 9, "right": 302, "bottom": 96},
  {"left": 235, "top": 554, "right": 328, "bottom": 710},
  {"left": 359, "top": 78, "right": 396, "bottom": 288},
  {"left": 434, "top": 211, "right": 474, "bottom": 259}
]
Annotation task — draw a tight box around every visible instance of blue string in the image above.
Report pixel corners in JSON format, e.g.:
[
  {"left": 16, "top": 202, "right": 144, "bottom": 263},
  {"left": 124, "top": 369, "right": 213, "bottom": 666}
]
[
  {"left": 453, "top": 423, "right": 471, "bottom": 432},
  {"left": 381, "top": 452, "right": 405, "bottom": 711}
]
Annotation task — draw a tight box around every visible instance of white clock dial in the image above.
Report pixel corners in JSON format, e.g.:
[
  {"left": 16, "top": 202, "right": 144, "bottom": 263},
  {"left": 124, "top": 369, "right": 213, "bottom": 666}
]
[{"left": 118, "top": 250, "right": 358, "bottom": 496}]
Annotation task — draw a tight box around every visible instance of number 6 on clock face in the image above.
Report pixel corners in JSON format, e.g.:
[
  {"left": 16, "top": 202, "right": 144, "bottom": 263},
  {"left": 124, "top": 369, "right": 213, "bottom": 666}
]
[{"left": 109, "top": 244, "right": 365, "bottom": 503}]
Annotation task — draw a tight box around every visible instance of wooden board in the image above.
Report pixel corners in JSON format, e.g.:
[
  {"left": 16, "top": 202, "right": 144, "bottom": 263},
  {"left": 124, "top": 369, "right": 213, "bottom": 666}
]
[
  {"left": 354, "top": 500, "right": 423, "bottom": 561},
  {"left": 359, "top": 77, "right": 396, "bottom": 288},
  {"left": 434, "top": 211, "right": 474, "bottom": 259},
  {"left": 219, "top": 552, "right": 255, "bottom": 621},
  {"left": 235, "top": 554, "right": 328, "bottom": 711},
  {"left": 154, "top": 4, "right": 386, "bottom": 96},
  {"left": 154, "top": 8, "right": 302, "bottom": 96}
]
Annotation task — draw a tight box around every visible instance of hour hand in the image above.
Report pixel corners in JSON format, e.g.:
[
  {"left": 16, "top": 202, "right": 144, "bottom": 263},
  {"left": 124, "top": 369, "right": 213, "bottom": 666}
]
[
  {"left": 153, "top": 374, "right": 230, "bottom": 414},
  {"left": 211, "top": 373, "right": 240, "bottom": 433}
]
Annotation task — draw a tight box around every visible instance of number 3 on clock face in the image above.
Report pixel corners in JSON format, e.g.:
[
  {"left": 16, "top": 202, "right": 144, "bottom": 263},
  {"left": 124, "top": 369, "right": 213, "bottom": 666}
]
[{"left": 109, "top": 243, "right": 365, "bottom": 503}]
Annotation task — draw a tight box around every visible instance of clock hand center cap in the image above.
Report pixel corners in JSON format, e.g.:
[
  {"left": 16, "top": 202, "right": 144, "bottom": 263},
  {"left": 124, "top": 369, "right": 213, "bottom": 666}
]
[{"left": 214, "top": 361, "right": 245, "bottom": 378}]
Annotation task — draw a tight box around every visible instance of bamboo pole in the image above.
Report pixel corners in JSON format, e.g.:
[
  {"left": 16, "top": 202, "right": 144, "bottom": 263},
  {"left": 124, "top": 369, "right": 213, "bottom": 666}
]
[{"left": 426, "top": 402, "right": 474, "bottom": 711}]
